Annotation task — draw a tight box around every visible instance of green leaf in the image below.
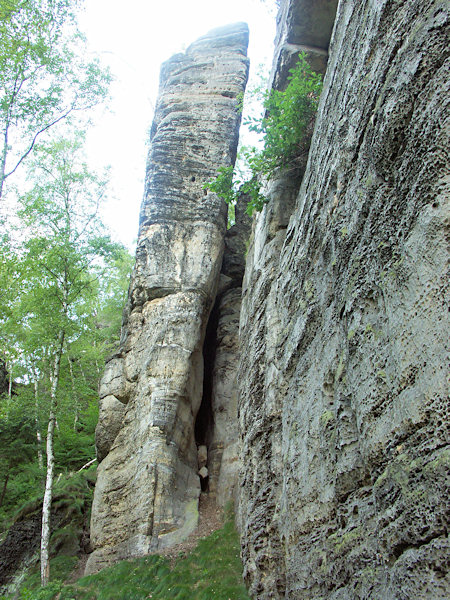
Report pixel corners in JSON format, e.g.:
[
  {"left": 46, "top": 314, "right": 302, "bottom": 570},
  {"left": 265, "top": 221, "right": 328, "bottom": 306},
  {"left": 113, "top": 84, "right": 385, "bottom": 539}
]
[{"left": 203, "top": 53, "right": 322, "bottom": 217}]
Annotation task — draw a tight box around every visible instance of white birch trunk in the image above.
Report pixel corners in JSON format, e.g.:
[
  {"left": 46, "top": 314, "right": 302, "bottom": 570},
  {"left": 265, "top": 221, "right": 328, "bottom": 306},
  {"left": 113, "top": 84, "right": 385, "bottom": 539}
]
[
  {"left": 8, "top": 367, "right": 12, "bottom": 399},
  {"left": 0, "top": 123, "right": 9, "bottom": 201},
  {"left": 34, "top": 379, "right": 44, "bottom": 470},
  {"left": 40, "top": 330, "right": 65, "bottom": 587},
  {"left": 67, "top": 354, "right": 79, "bottom": 430},
  {"left": 5, "top": 359, "right": 13, "bottom": 420}
]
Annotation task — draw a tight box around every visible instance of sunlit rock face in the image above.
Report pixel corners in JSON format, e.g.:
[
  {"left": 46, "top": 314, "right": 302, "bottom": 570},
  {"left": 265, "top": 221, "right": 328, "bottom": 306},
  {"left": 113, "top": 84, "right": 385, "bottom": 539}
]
[
  {"left": 86, "top": 23, "right": 249, "bottom": 575},
  {"left": 239, "top": 0, "right": 449, "bottom": 598}
]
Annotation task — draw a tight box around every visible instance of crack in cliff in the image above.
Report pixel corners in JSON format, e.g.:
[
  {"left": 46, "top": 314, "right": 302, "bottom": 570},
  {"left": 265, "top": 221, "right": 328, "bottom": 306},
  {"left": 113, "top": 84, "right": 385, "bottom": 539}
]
[{"left": 194, "top": 301, "right": 220, "bottom": 493}]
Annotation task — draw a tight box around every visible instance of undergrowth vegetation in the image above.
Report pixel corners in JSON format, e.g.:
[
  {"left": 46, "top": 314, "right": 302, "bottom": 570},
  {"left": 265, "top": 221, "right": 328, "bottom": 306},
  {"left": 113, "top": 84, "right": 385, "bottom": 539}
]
[
  {"left": 204, "top": 52, "right": 323, "bottom": 215},
  {"left": 0, "top": 400, "right": 98, "bottom": 534},
  {"left": 5, "top": 510, "right": 249, "bottom": 600}
]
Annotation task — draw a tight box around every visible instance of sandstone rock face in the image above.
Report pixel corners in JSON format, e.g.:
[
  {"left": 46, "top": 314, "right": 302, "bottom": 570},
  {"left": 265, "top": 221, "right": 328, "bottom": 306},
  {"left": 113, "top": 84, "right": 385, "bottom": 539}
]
[
  {"left": 239, "top": 0, "right": 449, "bottom": 598},
  {"left": 269, "top": 0, "right": 338, "bottom": 91},
  {"left": 86, "top": 23, "right": 249, "bottom": 575},
  {"left": 208, "top": 197, "right": 251, "bottom": 508}
]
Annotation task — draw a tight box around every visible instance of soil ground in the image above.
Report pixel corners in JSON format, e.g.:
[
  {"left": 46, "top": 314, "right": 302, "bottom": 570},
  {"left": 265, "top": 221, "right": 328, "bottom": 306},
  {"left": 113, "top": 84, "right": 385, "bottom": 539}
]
[{"left": 160, "top": 493, "right": 223, "bottom": 565}]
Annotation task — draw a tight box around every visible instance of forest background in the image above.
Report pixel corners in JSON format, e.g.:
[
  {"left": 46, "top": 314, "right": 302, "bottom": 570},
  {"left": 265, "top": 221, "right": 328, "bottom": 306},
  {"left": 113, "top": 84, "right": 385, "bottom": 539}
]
[{"left": 0, "top": 0, "right": 134, "bottom": 589}]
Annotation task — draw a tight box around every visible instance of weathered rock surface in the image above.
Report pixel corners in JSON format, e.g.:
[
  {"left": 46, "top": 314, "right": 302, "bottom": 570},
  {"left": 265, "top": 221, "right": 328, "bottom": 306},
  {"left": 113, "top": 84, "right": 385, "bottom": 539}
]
[
  {"left": 208, "top": 197, "right": 251, "bottom": 508},
  {"left": 86, "top": 23, "right": 249, "bottom": 575},
  {"left": 238, "top": 4, "right": 335, "bottom": 594},
  {"left": 269, "top": 0, "right": 338, "bottom": 91},
  {"left": 0, "top": 513, "right": 41, "bottom": 593},
  {"left": 85, "top": 1, "right": 448, "bottom": 595},
  {"left": 239, "top": 0, "right": 449, "bottom": 598}
]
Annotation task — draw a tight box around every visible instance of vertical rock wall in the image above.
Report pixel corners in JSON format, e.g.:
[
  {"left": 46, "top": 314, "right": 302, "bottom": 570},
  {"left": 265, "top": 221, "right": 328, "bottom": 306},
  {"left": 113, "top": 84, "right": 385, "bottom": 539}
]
[
  {"left": 86, "top": 23, "right": 249, "bottom": 574},
  {"left": 208, "top": 198, "right": 251, "bottom": 507},
  {"left": 238, "top": 2, "right": 337, "bottom": 596},
  {"left": 239, "top": 0, "right": 449, "bottom": 598}
]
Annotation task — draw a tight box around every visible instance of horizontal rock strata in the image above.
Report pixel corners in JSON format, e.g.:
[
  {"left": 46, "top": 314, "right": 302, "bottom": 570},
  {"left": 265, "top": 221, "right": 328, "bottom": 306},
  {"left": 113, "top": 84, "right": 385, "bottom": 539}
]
[{"left": 86, "top": 23, "right": 249, "bottom": 575}]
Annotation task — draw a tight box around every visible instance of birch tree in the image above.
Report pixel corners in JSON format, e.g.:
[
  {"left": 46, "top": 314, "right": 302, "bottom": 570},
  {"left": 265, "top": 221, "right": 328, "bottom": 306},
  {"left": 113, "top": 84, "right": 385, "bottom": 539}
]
[{"left": 17, "top": 134, "right": 121, "bottom": 586}]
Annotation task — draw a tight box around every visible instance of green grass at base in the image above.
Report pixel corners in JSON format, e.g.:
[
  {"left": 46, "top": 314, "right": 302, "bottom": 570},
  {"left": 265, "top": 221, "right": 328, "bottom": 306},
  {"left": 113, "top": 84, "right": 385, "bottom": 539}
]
[{"left": 9, "top": 514, "right": 250, "bottom": 600}]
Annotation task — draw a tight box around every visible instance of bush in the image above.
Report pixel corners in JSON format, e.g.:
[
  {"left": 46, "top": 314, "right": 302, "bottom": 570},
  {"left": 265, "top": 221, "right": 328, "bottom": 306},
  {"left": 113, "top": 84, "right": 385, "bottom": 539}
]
[{"left": 204, "top": 53, "right": 323, "bottom": 215}]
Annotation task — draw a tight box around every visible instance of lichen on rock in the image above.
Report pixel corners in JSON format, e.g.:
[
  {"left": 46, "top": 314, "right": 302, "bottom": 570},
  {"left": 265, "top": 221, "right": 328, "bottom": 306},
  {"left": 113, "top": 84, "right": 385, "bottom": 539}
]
[{"left": 238, "top": 0, "right": 449, "bottom": 598}]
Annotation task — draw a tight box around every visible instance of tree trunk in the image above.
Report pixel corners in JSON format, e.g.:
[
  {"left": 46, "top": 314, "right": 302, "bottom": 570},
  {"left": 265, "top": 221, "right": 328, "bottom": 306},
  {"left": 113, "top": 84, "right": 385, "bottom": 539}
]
[
  {"left": 8, "top": 367, "right": 12, "bottom": 399},
  {"left": 40, "top": 329, "right": 65, "bottom": 587},
  {"left": 4, "top": 359, "right": 13, "bottom": 420},
  {"left": 34, "top": 379, "right": 44, "bottom": 470},
  {"left": 79, "top": 361, "right": 88, "bottom": 384},
  {"left": 0, "top": 471, "right": 10, "bottom": 507},
  {"left": 0, "top": 125, "right": 9, "bottom": 201},
  {"left": 67, "top": 353, "right": 79, "bottom": 430}
]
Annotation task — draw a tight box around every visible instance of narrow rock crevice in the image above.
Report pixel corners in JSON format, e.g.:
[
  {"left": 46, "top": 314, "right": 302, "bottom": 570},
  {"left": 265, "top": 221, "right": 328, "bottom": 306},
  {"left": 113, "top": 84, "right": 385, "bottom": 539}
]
[{"left": 194, "top": 302, "right": 220, "bottom": 493}]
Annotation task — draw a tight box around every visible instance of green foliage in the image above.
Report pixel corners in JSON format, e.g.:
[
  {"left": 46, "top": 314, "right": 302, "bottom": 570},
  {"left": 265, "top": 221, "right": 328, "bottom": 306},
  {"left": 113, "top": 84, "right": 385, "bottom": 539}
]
[
  {"left": 0, "top": 3, "right": 130, "bottom": 588},
  {"left": 0, "top": 394, "right": 41, "bottom": 525},
  {"left": 13, "top": 132, "right": 127, "bottom": 366},
  {"left": 53, "top": 420, "right": 95, "bottom": 473},
  {"left": 4, "top": 556, "right": 77, "bottom": 600},
  {"left": 0, "top": 132, "right": 133, "bottom": 536},
  {"left": 247, "top": 53, "right": 323, "bottom": 173},
  {"left": 18, "top": 581, "right": 64, "bottom": 600},
  {"left": 8, "top": 510, "right": 249, "bottom": 600},
  {"left": 203, "top": 164, "right": 267, "bottom": 218},
  {"left": 10, "top": 466, "right": 95, "bottom": 526},
  {"left": 0, "top": 461, "right": 43, "bottom": 527},
  {"left": 0, "top": 0, "right": 112, "bottom": 198},
  {"left": 204, "top": 53, "right": 323, "bottom": 216},
  {"left": 0, "top": 401, "right": 37, "bottom": 466},
  {"left": 205, "top": 165, "right": 235, "bottom": 206}
]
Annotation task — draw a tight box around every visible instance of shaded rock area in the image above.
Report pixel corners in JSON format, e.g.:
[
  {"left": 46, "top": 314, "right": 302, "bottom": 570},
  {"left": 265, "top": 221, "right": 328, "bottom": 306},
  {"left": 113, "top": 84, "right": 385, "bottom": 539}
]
[
  {"left": 0, "top": 513, "right": 42, "bottom": 592},
  {"left": 86, "top": 23, "right": 249, "bottom": 575},
  {"left": 269, "top": 0, "right": 338, "bottom": 91},
  {"left": 239, "top": 0, "right": 449, "bottom": 598},
  {"left": 207, "top": 196, "right": 251, "bottom": 508}
]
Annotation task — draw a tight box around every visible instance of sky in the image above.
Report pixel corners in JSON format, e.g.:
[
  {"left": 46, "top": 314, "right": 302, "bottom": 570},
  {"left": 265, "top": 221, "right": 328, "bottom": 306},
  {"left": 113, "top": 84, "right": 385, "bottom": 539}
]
[{"left": 78, "top": 0, "right": 276, "bottom": 250}]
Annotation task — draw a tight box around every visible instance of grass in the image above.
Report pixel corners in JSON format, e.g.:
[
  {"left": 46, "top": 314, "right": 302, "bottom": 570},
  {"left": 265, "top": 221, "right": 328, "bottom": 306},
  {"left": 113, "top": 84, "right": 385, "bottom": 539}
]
[{"left": 5, "top": 511, "right": 249, "bottom": 600}]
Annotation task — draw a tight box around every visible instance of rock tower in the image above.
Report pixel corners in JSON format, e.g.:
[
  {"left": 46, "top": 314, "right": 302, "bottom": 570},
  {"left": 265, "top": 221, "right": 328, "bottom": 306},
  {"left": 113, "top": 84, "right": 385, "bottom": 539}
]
[
  {"left": 86, "top": 23, "right": 249, "bottom": 574},
  {"left": 87, "top": 1, "right": 449, "bottom": 597}
]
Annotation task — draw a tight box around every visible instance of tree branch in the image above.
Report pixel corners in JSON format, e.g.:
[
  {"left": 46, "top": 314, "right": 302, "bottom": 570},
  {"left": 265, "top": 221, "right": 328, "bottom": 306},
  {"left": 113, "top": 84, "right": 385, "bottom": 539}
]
[
  {"left": 77, "top": 458, "right": 97, "bottom": 473},
  {"left": 3, "top": 107, "right": 75, "bottom": 181}
]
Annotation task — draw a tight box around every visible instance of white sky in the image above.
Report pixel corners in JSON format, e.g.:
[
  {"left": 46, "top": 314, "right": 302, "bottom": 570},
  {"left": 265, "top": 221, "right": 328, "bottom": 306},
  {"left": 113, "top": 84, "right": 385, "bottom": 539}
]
[{"left": 78, "top": 0, "right": 276, "bottom": 249}]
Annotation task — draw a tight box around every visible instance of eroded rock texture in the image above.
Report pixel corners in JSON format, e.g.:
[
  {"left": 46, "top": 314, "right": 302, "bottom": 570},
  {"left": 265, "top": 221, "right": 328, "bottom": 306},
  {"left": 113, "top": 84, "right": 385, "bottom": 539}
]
[
  {"left": 86, "top": 23, "right": 249, "bottom": 574},
  {"left": 207, "top": 197, "right": 251, "bottom": 508},
  {"left": 239, "top": 0, "right": 449, "bottom": 598}
]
